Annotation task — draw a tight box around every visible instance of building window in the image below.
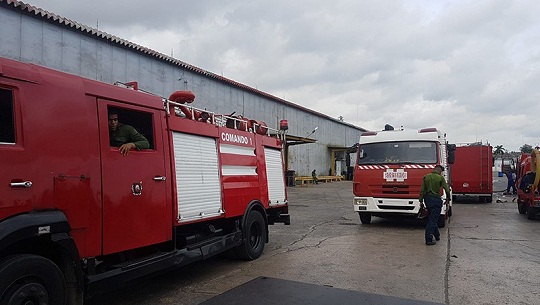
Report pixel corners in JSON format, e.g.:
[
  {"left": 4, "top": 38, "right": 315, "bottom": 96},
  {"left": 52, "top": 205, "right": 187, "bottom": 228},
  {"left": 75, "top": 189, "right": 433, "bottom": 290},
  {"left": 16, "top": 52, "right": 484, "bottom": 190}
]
[{"left": 0, "top": 88, "right": 15, "bottom": 144}]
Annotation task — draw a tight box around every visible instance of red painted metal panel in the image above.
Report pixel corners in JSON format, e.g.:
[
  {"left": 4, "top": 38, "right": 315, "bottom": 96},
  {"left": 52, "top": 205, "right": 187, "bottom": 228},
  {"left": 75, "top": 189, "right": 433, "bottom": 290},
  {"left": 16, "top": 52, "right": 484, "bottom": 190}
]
[
  {"left": 0, "top": 57, "right": 104, "bottom": 257},
  {"left": 99, "top": 100, "right": 170, "bottom": 255},
  {"left": 451, "top": 145, "right": 493, "bottom": 194},
  {"left": 0, "top": 56, "right": 286, "bottom": 260}
]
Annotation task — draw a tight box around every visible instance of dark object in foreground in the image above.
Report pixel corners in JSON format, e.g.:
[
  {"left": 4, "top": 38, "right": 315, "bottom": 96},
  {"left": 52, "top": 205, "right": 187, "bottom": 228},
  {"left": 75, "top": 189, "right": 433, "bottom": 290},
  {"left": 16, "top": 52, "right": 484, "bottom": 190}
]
[{"left": 200, "top": 276, "right": 444, "bottom": 305}]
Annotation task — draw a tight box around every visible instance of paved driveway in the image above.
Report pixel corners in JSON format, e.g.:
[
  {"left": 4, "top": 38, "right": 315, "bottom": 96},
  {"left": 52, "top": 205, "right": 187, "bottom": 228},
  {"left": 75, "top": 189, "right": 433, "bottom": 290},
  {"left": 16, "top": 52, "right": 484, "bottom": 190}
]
[{"left": 87, "top": 180, "right": 540, "bottom": 305}]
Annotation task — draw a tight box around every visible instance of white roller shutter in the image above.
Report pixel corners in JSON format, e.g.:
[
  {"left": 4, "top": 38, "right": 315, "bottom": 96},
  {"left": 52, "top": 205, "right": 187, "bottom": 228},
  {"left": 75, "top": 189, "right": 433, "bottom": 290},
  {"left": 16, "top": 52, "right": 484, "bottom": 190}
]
[
  {"left": 264, "top": 148, "right": 286, "bottom": 206},
  {"left": 172, "top": 132, "right": 223, "bottom": 222}
]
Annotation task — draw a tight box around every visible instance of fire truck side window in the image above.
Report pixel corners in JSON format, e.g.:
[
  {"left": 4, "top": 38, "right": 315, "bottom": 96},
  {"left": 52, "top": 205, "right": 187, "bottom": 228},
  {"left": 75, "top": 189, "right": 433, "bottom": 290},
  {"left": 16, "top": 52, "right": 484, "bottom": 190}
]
[
  {"left": 0, "top": 89, "right": 15, "bottom": 144},
  {"left": 108, "top": 106, "right": 154, "bottom": 150}
]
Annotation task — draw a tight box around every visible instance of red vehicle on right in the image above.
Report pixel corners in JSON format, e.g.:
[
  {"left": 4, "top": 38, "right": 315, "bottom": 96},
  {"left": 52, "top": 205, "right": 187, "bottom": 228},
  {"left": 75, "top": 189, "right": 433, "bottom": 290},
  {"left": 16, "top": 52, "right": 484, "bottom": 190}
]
[{"left": 515, "top": 148, "right": 540, "bottom": 220}]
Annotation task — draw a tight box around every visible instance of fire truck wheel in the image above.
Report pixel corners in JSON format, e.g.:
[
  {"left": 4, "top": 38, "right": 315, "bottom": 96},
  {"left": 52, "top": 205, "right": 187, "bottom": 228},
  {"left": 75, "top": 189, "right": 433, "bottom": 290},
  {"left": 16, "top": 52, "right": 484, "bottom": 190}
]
[
  {"left": 526, "top": 206, "right": 536, "bottom": 220},
  {"left": 358, "top": 212, "right": 371, "bottom": 224},
  {"left": 235, "top": 210, "right": 266, "bottom": 260},
  {"left": 0, "top": 254, "right": 66, "bottom": 305}
]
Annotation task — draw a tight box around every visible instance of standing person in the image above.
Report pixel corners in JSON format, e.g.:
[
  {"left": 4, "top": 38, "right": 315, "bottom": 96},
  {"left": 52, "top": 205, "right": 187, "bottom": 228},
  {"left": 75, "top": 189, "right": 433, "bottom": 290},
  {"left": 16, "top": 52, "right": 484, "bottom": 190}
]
[
  {"left": 311, "top": 169, "right": 319, "bottom": 184},
  {"left": 419, "top": 165, "right": 451, "bottom": 245},
  {"left": 505, "top": 171, "right": 517, "bottom": 195},
  {"left": 108, "top": 111, "right": 150, "bottom": 156}
]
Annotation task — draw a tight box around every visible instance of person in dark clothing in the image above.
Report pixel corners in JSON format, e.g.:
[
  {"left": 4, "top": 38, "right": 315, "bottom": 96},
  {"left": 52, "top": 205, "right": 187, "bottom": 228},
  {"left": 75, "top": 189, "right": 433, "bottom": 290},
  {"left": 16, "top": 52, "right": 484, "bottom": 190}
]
[
  {"left": 419, "top": 165, "right": 451, "bottom": 245},
  {"left": 311, "top": 169, "right": 319, "bottom": 184},
  {"left": 505, "top": 171, "right": 517, "bottom": 194},
  {"left": 108, "top": 112, "right": 149, "bottom": 156}
]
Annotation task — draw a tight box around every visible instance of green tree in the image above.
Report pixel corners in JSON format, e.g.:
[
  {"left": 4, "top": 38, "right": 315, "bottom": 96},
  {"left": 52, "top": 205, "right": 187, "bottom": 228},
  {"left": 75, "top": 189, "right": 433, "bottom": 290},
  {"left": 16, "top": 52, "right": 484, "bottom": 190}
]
[
  {"left": 493, "top": 145, "right": 506, "bottom": 155},
  {"left": 520, "top": 144, "right": 533, "bottom": 153}
]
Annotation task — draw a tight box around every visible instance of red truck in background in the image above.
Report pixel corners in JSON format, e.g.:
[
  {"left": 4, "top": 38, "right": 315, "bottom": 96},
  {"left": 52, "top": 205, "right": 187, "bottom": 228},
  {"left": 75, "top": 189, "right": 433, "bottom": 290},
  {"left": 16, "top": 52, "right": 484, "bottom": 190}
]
[
  {"left": 0, "top": 57, "right": 290, "bottom": 304},
  {"left": 352, "top": 127, "right": 455, "bottom": 228},
  {"left": 515, "top": 149, "right": 540, "bottom": 220},
  {"left": 450, "top": 144, "right": 493, "bottom": 203}
]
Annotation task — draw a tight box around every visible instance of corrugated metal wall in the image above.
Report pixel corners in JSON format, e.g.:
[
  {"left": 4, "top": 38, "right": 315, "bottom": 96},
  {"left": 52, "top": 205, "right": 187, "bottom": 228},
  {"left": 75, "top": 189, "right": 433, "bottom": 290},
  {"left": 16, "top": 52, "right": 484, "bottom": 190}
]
[{"left": 0, "top": 3, "right": 364, "bottom": 176}]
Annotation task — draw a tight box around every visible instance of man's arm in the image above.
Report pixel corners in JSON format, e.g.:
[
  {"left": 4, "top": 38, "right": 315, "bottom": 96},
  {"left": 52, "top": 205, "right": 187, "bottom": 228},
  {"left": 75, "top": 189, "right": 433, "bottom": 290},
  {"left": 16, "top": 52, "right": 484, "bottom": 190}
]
[
  {"left": 126, "top": 125, "right": 150, "bottom": 149},
  {"left": 419, "top": 176, "right": 427, "bottom": 204},
  {"left": 116, "top": 125, "right": 150, "bottom": 156}
]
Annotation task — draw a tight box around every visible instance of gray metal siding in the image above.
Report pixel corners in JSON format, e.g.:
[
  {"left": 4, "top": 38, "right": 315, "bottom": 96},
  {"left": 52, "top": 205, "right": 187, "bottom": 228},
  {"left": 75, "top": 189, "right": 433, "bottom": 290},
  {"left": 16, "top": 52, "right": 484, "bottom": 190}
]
[{"left": 0, "top": 4, "right": 363, "bottom": 176}]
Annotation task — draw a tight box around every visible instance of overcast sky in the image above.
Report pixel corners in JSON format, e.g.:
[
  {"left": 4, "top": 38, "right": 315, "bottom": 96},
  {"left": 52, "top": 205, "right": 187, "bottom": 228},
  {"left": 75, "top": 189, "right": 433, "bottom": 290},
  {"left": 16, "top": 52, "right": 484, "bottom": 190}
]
[{"left": 28, "top": 0, "right": 540, "bottom": 152}]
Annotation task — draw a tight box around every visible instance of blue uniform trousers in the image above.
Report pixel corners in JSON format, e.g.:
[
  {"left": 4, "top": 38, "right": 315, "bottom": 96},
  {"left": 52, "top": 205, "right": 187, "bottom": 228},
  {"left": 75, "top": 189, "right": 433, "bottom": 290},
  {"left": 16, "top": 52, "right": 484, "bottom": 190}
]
[{"left": 425, "top": 195, "right": 442, "bottom": 243}]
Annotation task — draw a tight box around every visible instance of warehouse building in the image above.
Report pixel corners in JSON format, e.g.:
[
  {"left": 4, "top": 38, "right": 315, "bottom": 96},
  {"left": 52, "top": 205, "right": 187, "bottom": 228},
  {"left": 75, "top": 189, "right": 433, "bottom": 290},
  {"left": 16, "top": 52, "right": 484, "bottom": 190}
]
[{"left": 0, "top": 0, "right": 367, "bottom": 180}]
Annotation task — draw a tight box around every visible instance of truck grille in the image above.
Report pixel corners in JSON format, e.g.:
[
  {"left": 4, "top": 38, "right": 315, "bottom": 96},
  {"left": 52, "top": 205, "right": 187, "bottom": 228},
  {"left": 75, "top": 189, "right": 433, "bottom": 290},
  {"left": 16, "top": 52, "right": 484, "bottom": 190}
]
[{"left": 381, "top": 185, "right": 410, "bottom": 194}]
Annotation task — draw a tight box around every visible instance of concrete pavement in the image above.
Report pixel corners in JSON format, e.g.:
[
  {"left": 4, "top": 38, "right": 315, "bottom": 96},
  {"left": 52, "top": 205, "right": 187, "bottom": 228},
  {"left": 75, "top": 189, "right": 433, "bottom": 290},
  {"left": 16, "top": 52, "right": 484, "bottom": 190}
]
[{"left": 86, "top": 180, "right": 540, "bottom": 305}]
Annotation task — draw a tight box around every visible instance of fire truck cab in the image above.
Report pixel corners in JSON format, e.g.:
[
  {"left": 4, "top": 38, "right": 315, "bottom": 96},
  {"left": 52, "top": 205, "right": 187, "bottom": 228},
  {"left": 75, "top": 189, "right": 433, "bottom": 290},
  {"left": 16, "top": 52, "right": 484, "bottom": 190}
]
[{"left": 352, "top": 127, "right": 454, "bottom": 227}]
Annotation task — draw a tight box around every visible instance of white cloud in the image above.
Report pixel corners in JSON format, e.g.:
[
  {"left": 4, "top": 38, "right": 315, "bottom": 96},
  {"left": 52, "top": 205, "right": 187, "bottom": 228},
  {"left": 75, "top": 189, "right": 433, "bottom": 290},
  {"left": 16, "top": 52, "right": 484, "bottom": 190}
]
[{"left": 27, "top": 0, "right": 540, "bottom": 151}]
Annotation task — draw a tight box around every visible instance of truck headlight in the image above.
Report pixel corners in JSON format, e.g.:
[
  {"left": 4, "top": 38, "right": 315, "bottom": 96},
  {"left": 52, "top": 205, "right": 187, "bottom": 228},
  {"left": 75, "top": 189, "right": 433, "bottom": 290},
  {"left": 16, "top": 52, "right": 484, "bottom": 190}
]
[{"left": 355, "top": 198, "right": 368, "bottom": 205}]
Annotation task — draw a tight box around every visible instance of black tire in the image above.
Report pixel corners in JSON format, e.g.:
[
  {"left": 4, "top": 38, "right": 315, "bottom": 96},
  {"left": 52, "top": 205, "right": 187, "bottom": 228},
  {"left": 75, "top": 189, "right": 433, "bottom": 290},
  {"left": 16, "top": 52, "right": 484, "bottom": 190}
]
[
  {"left": 526, "top": 206, "right": 536, "bottom": 220},
  {"left": 359, "top": 212, "right": 371, "bottom": 224},
  {"left": 518, "top": 200, "right": 527, "bottom": 214},
  {"left": 235, "top": 210, "right": 266, "bottom": 260},
  {"left": 485, "top": 196, "right": 493, "bottom": 203},
  {"left": 0, "top": 254, "right": 66, "bottom": 305},
  {"left": 437, "top": 215, "right": 446, "bottom": 228}
]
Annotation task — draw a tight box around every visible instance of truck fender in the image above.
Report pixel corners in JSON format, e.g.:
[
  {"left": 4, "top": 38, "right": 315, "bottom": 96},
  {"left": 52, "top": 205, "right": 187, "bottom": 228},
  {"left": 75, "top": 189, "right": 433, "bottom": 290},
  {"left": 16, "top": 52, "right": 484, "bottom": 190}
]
[
  {"left": 0, "top": 210, "right": 71, "bottom": 252},
  {"left": 0, "top": 211, "right": 84, "bottom": 303}
]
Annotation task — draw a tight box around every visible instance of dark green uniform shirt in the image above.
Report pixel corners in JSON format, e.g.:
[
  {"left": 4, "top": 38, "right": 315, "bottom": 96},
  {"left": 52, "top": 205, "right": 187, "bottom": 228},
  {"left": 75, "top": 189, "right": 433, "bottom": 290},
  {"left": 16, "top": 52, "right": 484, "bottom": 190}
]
[
  {"left": 419, "top": 170, "right": 451, "bottom": 203},
  {"left": 109, "top": 123, "right": 150, "bottom": 150}
]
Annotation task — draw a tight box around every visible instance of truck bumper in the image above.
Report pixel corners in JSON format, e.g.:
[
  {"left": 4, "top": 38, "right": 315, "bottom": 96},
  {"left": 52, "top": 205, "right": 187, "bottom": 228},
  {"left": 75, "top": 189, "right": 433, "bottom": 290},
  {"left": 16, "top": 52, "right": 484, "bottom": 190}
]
[
  {"left": 353, "top": 197, "right": 447, "bottom": 216},
  {"left": 268, "top": 213, "right": 291, "bottom": 225}
]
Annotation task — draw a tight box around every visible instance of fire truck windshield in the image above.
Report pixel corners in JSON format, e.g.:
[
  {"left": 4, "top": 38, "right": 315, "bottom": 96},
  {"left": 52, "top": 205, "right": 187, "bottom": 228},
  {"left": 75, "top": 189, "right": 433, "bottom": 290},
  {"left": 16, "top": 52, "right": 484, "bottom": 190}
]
[{"left": 357, "top": 141, "right": 437, "bottom": 165}]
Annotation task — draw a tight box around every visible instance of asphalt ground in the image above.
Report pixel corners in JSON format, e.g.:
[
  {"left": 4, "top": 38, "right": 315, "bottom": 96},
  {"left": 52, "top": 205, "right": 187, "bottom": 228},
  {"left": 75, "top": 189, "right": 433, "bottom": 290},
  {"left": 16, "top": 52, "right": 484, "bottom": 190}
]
[{"left": 87, "top": 175, "right": 540, "bottom": 305}]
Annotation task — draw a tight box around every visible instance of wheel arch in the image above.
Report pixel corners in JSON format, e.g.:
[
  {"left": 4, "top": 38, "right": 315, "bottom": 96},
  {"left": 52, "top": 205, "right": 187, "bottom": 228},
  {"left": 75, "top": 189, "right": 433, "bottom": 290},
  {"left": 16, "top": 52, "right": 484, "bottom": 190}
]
[
  {"left": 0, "top": 211, "right": 84, "bottom": 303},
  {"left": 241, "top": 200, "right": 269, "bottom": 242}
]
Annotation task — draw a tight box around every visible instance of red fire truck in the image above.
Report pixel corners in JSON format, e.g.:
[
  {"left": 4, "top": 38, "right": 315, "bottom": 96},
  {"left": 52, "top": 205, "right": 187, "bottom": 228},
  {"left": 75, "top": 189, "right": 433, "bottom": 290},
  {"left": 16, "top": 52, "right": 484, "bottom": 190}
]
[
  {"left": 515, "top": 149, "right": 540, "bottom": 220},
  {"left": 450, "top": 144, "right": 493, "bottom": 203},
  {"left": 352, "top": 127, "right": 455, "bottom": 227},
  {"left": 0, "top": 57, "right": 290, "bottom": 304}
]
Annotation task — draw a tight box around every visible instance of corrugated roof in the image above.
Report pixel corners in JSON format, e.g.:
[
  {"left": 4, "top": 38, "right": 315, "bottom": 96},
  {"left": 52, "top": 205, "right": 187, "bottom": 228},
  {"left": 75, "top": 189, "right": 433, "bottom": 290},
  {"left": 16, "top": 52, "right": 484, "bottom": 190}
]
[{"left": 1, "top": 0, "right": 366, "bottom": 131}]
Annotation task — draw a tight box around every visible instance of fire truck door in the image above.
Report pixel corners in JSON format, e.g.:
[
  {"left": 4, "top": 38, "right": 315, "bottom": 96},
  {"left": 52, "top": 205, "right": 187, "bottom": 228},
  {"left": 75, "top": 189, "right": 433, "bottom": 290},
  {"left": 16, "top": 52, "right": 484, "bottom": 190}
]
[
  {"left": 98, "top": 101, "right": 169, "bottom": 255},
  {"left": 0, "top": 87, "right": 33, "bottom": 214}
]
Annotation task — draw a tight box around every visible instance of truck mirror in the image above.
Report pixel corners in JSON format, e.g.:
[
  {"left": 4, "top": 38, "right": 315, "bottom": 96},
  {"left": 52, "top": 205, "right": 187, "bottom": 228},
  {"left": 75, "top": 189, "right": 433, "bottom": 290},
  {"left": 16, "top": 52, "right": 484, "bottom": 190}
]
[{"left": 447, "top": 144, "right": 456, "bottom": 164}]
